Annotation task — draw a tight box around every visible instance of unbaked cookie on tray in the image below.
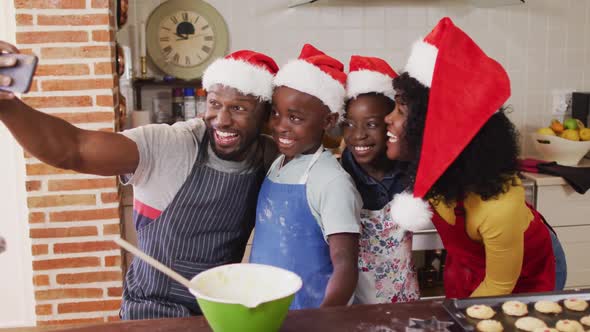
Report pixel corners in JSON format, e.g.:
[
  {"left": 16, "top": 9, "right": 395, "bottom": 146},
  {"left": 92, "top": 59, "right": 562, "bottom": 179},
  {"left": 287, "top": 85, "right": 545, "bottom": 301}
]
[
  {"left": 502, "top": 300, "right": 528, "bottom": 317},
  {"left": 476, "top": 319, "right": 504, "bottom": 332},
  {"left": 535, "top": 300, "right": 563, "bottom": 314},
  {"left": 564, "top": 299, "right": 588, "bottom": 312},
  {"left": 555, "top": 319, "right": 584, "bottom": 332},
  {"left": 466, "top": 304, "right": 496, "bottom": 319},
  {"left": 515, "top": 317, "right": 547, "bottom": 332}
]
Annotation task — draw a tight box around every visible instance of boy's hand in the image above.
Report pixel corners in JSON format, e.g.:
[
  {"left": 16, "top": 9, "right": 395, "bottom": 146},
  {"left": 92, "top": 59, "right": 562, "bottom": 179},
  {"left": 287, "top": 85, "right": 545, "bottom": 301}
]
[
  {"left": 321, "top": 233, "right": 359, "bottom": 307},
  {"left": 0, "top": 41, "right": 19, "bottom": 101}
]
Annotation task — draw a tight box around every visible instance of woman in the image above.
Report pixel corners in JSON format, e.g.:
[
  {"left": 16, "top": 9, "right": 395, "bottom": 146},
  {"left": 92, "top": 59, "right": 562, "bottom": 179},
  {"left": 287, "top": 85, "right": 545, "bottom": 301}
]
[{"left": 385, "top": 17, "right": 567, "bottom": 298}]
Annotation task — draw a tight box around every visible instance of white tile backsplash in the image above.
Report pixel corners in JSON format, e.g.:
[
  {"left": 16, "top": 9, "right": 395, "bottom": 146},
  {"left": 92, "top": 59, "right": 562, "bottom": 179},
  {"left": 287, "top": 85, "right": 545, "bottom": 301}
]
[
  {"left": 362, "top": 28, "right": 386, "bottom": 50},
  {"left": 319, "top": 6, "right": 344, "bottom": 27},
  {"left": 363, "top": 6, "right": 385, "bottom": 28},
  {"left": 119, "top": 0, "right": 590, "bottom": 157}
]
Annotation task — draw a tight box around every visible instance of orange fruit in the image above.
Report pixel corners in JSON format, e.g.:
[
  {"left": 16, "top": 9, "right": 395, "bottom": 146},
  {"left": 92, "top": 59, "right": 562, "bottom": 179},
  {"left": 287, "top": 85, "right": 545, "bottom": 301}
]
[{"left": 550, "top": 119, "right": 565, "bottom": 134}]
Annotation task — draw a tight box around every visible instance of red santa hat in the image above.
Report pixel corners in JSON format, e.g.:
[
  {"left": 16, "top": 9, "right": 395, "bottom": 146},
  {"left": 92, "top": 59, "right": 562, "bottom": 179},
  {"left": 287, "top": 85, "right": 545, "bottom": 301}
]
[
  {"left": 391, "top": 17, "right": 511, "bottom": 231},
  {"left": 346, "top": 55, "right": 398, "bottom": 101},
  {"left": 273, "top": 44, "right": 347, "bottom": 116},
  {"left": 202, "top": 50, "right": 279, "bottom": 102}
]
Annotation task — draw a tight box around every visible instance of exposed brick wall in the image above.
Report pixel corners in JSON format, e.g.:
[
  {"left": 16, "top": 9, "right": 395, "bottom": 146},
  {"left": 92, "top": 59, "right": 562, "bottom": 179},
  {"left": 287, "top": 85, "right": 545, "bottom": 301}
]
[{"left": 13, "top": 0, "right": 123, "bottom": 325}]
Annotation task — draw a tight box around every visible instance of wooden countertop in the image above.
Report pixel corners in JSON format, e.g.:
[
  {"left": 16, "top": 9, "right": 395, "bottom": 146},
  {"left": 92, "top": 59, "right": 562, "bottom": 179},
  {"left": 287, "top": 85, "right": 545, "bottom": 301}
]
[{"left": 1, "top": 300, "right": 451, "bottom": 332}]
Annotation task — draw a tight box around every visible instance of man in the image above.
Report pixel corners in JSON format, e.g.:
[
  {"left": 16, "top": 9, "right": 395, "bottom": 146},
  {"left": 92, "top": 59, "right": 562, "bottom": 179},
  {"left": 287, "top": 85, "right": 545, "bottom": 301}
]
[{"left": 0, "top": 41, "right": 278, "bottom": 319}]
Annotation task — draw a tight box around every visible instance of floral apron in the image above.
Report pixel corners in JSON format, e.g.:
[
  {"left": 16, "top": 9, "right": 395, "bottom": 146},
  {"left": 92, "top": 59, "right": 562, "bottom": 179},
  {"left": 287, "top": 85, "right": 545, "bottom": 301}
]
[{"left": 356, "top": 200, "right": 420, "bottom": 304}]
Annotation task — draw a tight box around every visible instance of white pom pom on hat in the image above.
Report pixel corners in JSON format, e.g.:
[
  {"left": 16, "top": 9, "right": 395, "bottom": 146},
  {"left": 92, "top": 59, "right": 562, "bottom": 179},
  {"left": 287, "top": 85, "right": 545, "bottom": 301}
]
[{"left": 390, "top": 192, "right": 434, "bottom": 232}]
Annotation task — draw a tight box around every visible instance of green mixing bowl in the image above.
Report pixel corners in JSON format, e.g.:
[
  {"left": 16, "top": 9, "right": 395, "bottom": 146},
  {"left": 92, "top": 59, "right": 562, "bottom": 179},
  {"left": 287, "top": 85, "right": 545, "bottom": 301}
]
[{"left": 189, "top": 263, "right": 302, "bottom": 332}]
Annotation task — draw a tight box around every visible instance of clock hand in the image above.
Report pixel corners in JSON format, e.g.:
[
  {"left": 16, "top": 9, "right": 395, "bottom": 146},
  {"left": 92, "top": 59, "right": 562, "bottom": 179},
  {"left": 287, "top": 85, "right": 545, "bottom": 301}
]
[
  {"left": 183, "top": 33, "right": 208, "bottom": 40},
  {"left": 174, "top": 33, "right": 188, "bottom": 40}
]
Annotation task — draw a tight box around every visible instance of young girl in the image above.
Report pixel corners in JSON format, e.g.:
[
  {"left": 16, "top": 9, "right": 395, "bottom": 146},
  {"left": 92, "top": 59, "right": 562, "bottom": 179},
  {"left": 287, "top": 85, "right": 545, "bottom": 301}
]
[
  {"left": 341, "top": 55, "right": 419, "bottom": 304},
  {"left": 386, "top": 17, "right": 566, "bottom": 298}
]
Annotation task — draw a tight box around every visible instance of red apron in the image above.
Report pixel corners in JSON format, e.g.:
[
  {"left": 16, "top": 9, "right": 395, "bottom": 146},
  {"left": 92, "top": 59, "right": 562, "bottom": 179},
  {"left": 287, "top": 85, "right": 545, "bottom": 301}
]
[{"left": 431, "top": 202, "right": 555, "bottom": 298}]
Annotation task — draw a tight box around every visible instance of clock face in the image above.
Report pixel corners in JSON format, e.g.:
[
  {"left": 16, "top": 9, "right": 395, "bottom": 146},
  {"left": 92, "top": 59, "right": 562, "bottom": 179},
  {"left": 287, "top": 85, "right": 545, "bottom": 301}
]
[
  {"left": 145, "top": 0, "right": 229, "bottom": 80},
  {"left": 158, "top": 10, "right": 215, "bottom": 68}
]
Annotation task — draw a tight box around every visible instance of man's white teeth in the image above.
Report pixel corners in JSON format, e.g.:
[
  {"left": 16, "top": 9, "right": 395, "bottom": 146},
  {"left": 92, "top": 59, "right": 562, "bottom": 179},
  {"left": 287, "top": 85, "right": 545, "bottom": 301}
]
[
  {"left": 354, "top": 146, "right": 371, "bottom": 152},
  {"left": 279, "top": 138, "right": 294, "bottom": 145},
  {"left": 216, "top": 130, "right": 237, "bottom": 138},
  {"left": 387, "top": 131, "right": 398, "bottom": 143}
]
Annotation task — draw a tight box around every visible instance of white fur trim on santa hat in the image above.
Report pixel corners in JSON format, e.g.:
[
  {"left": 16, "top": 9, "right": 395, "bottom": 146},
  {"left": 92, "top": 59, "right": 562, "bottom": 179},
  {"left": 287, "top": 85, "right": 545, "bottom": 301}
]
[
  {"left": 404, "top": 40, "right": 438, "bottom": 88},
  {"left": 202, "top": 58, "right": 275, "bottom": 101},
  {"left": 273, "top": 60, "right": 346, "bottom": 116},
  {"left": 346, "top": 70, "right": 395, "bottom": 101},
  {"left": 390, "top": 192, "right": 434, "bottom": 232}
]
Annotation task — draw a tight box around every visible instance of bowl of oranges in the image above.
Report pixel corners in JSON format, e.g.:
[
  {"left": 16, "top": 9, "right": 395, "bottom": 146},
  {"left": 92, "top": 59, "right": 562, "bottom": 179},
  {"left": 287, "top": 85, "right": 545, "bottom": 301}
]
[{"left": 532, "top": 118, "right": 590, "bottom": 166}]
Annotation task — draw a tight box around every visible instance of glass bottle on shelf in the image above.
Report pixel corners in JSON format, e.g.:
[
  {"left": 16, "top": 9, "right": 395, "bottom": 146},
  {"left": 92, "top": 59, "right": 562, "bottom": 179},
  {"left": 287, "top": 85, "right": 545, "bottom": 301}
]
[
  {"left": 183, "top": 88, "right": 196, "bottom": 121},
  {"left": 196, "top": 88, "right": 207, "bottom": 118},
  {"left": 153, "top": 92, "right": 172, "bottom": 125},
  {"left": 172, "top": 88, "right": 184, "bottom": 123}
]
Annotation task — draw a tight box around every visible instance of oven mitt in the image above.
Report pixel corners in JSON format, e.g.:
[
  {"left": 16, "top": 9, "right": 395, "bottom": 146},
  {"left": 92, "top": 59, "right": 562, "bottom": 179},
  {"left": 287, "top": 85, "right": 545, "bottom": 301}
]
[{"left": 537, "top": 161, "right": 590, "bottom": 194}]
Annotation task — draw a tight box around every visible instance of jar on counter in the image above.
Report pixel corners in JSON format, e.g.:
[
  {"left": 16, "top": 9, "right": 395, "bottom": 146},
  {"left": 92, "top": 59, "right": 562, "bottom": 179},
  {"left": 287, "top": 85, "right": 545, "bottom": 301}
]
[{"left": 183, "top": 88, "right": 196, "bottom": 121}]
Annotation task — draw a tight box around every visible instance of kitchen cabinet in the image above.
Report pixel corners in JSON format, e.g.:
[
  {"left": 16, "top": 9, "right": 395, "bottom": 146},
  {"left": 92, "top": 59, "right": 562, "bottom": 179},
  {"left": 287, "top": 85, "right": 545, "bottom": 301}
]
[
  {"left": 553, "top": 225, "right": 590, "bottom": 288},
  {"left": 523, "top": 159, "right": 590, "bottom": 289}
]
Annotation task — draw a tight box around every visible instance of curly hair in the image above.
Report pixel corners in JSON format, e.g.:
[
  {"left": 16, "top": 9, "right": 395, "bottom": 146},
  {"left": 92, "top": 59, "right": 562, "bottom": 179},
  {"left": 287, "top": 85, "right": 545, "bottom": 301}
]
[{"left": 393, "top": 72, "right": 521, "bottom": 204}]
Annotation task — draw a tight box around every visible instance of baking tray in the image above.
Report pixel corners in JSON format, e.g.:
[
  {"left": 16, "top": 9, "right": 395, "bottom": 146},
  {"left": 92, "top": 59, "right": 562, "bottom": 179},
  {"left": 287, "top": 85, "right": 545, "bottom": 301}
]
[{"left": 442, "top": 289, "right": 590, "bottom": 331}]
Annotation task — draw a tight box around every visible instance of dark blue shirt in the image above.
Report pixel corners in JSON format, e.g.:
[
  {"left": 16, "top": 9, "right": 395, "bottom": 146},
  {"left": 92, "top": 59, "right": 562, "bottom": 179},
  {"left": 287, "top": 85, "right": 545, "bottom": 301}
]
[{"left": 341, "top": 148, "right": 408, "bottom": 211}]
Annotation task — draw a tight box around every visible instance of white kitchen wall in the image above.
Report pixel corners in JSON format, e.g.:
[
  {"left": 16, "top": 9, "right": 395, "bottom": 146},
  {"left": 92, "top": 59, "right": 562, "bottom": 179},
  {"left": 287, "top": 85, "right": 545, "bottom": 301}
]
[
  {"left": 0, "top": 0, "right": 35, "bottom": 328},
  {"left": 118, "top": 0, "right": 590, "bottom": 156}
]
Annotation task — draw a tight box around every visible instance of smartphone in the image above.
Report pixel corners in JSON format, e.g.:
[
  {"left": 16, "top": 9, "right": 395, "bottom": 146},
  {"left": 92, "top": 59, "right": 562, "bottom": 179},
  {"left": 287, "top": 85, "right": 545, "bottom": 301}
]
[{"left": 0, "top": 53, "right": 38, "bottom": 94}]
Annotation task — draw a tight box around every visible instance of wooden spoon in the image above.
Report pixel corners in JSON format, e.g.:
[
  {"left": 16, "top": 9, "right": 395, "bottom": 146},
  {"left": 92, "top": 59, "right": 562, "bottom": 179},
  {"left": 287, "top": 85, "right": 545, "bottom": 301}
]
[{"left": 114, "top": 237, "right": 193, "bottom": 290}]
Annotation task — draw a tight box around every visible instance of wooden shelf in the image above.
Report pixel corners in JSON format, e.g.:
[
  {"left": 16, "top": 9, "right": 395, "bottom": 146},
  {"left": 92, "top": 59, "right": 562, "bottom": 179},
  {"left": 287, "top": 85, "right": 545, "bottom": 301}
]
[{"left": 132, "top": 78, "right": 202, "bottom": 110}]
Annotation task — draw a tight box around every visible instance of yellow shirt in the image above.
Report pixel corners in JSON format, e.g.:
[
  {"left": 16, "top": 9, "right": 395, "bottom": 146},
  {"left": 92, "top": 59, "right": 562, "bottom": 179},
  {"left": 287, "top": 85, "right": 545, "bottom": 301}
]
[{"left": 431, "top": 178, "right": 534, "bottom": 297}]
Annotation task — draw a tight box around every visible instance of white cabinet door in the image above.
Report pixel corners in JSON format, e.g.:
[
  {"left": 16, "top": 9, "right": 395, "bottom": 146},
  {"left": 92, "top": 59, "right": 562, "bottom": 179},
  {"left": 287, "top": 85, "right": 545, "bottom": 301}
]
[
  {"left": 535, "top": 181, "right": 590, "bottom": 289},
  {"left": 536, "top": 185, "right": 590, "bottom": 227},
  {"left": 554, "top": 226, "right": 590, "bottom": 289}
]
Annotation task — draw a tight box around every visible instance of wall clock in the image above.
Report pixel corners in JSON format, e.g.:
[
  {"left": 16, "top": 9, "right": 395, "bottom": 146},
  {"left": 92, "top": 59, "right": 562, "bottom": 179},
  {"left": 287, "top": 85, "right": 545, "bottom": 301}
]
[{"left": 145, "top": 0, "right": 229, "bottom": 80}]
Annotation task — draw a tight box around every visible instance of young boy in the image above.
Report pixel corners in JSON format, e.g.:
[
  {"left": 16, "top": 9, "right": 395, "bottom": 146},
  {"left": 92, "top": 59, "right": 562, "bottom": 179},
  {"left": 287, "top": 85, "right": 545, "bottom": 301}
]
[
  {"left": 341, "top": 55, "right": 419, "bottom": 304},
  {"left": 249, "top": 44, "right": 361, "bottom": 309}
]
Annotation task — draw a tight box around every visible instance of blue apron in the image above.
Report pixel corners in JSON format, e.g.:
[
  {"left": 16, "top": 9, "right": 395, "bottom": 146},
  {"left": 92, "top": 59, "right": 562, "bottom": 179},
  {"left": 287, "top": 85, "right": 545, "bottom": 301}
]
[
  {"left": 121, "top": 149, "right": 265, "bottom": 319},
  {"left": 249, "top": 147, "right": 332, "bottom": 310}
]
